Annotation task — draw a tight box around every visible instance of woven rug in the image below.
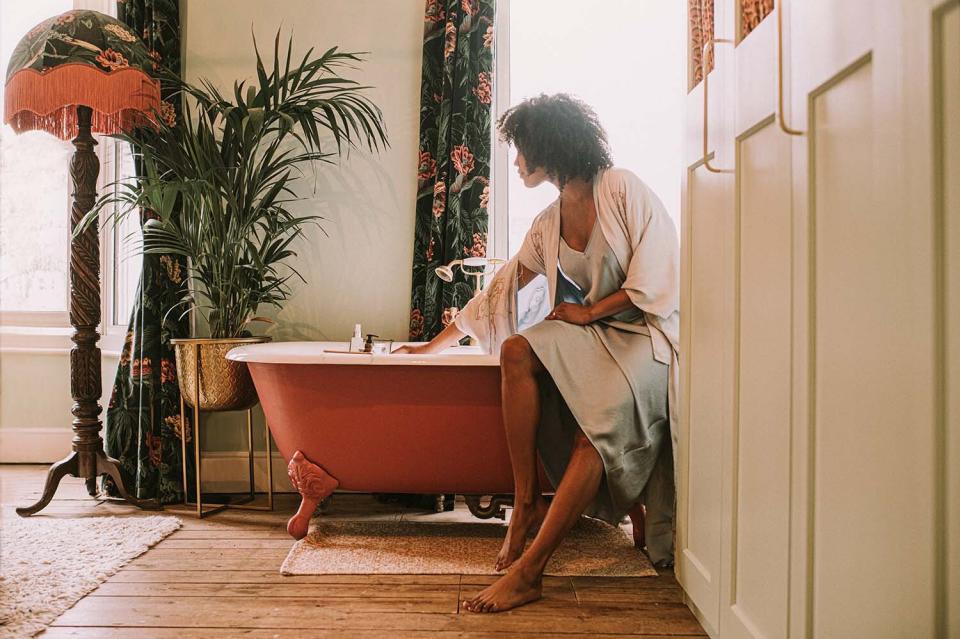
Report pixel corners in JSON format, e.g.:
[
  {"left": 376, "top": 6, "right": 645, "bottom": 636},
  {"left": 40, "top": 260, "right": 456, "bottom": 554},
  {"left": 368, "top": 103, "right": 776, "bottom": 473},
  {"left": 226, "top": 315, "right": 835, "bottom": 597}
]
[
  {"left": 281, "top": 517, "right": 657, "bottom": 577},
  {"left": 0, "top": 514, "right": 181, "bottom": 638}
]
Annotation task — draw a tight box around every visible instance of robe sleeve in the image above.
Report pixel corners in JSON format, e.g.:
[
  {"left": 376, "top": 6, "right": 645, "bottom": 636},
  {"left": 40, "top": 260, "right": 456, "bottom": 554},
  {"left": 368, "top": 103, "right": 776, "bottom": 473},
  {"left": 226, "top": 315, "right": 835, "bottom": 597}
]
[
  {"left": 453, "top": 255, "right": 521, "bottom": 353},
  {"left": 617, "top": 171, "right": 680, "bottom": 320},
  {"left": 453, "top": 205, "right": 552, "bottom": 353},
  {"left": 516, "top": 209, "right": 549, "bottom": 276}
]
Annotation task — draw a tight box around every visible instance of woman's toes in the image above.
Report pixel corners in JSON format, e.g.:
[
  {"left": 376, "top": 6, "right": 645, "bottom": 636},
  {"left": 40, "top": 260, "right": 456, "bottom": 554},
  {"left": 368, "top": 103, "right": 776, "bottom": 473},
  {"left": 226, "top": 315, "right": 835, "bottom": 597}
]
[{"left": 466, "top": 594, "right": 485, "bottom": 612}]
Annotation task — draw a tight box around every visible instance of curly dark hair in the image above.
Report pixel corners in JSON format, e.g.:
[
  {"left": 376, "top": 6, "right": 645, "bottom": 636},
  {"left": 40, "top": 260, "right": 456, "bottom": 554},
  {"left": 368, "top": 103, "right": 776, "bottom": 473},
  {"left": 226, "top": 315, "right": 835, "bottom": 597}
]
[{"left": 497, "top": 93, "right": 613, "bottom": 188}]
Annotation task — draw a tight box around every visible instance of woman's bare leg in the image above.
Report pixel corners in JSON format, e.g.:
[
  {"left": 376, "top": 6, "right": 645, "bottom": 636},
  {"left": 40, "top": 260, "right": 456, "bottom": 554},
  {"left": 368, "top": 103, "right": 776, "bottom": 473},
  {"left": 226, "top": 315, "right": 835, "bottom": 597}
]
[
  {"left": 465, "top": 429, "right": 604, "bottom": 612},
  {"left": 496, "top": 335, "right": 550, "bottom": 571}
]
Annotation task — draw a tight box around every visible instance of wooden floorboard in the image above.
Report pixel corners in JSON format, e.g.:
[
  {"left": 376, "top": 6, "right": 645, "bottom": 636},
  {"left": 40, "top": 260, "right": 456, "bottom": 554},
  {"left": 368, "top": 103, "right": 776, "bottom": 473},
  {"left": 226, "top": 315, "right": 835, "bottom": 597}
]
[
  {"left": 104, "top": 570, "right": 465, "bottom": 585},
  {"left": 1, "top": 465, "right": 706, "bottom": 637},
  {"left": 49, "top": 598, "right": 706, "bottom": 634},
  {"left": 41, "top": 630, "right": 708, "bottom": 639}
]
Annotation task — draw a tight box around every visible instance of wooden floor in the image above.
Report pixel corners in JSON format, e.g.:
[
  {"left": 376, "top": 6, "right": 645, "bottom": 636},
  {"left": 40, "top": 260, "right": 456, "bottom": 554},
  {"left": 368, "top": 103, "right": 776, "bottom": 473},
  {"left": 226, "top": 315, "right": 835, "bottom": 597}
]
[{"left": 2, "top": 465, "right": 706, "bottom": 638}]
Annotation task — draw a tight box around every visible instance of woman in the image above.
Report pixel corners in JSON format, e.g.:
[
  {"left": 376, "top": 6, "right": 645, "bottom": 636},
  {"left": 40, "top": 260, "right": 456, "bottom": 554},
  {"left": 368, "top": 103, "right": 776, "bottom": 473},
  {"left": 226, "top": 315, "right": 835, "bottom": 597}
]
[{"left": 398, "top": 94, "right": 680, "bottom": 613}]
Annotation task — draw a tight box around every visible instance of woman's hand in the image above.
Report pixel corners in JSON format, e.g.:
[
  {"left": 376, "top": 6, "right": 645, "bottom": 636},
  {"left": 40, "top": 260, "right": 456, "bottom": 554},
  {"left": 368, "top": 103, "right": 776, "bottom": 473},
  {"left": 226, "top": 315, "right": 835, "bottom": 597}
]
[
  {"left": 393, "top": 343, "right": 437, "bottom": 355},
  {"left": 392, "top": 322, "right": 468, "bottom": 355},
  {"left": 545, "top": 302, "right": 595, "bottom": 325}
]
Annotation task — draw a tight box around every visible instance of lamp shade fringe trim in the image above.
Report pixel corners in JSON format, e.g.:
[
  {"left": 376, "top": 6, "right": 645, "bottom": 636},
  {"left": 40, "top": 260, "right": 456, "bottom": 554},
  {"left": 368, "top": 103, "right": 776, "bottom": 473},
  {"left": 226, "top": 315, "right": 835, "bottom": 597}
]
[{"left": 4, "top": 63, "right": 160, "bottom": 140}]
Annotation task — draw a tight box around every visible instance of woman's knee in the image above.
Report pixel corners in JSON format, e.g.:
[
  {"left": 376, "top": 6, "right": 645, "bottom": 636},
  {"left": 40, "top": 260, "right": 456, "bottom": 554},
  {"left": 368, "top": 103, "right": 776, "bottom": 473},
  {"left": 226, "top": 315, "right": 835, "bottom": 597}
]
[
  {"left": 572, "top": 430, "right": 602, "bottom": 464},
  {"left": 500, "top": 335, "right": 538, "bottom": 376},
  {"left": 572, "top": 430, "right": 593, "bottom": 451}
]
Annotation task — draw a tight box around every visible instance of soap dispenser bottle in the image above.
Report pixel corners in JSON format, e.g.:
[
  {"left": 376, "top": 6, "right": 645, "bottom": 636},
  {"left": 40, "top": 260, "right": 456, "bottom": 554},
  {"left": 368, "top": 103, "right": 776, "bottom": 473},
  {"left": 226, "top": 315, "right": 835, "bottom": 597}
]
[{"left": 350, "top": 324, "right": 364, "bottom": 352}]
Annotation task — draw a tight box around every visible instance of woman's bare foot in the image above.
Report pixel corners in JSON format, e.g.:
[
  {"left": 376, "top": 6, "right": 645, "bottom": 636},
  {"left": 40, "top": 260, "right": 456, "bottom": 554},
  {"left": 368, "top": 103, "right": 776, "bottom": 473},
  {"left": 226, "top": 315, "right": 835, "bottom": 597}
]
[
  {"left": 495, "top": 497, "right": 549, "bottom": 571},
  {"left": 463, "top": 563, "right": 543, "bottom": 613}
]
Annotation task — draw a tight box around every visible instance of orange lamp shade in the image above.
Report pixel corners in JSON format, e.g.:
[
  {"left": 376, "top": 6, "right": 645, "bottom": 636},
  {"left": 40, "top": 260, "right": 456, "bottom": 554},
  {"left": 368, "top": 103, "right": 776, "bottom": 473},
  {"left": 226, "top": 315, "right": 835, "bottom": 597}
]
[{"left": 3, "top": 9, "right": 162, "bottom": 140}]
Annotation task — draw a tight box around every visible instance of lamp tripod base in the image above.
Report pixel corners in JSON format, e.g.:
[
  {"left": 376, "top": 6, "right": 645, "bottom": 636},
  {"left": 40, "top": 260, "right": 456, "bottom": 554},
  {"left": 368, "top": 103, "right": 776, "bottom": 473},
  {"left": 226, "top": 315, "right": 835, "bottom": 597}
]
[{"left": 16, "top": 449, "right": 160, "bottom": 516}]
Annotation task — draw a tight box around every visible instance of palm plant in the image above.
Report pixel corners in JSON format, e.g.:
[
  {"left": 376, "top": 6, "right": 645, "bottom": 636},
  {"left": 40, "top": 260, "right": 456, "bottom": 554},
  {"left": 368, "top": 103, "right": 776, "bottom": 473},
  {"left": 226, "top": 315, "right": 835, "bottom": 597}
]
[{"left": 85, "top": 32, "right": 388, "bottom": 337}]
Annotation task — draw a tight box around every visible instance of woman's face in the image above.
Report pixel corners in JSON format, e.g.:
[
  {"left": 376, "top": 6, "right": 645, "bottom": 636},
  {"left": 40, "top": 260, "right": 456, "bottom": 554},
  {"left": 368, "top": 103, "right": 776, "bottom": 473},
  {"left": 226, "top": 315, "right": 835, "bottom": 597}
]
[{"left": 515, "top": 150, "right": 548, "bottom": 188}]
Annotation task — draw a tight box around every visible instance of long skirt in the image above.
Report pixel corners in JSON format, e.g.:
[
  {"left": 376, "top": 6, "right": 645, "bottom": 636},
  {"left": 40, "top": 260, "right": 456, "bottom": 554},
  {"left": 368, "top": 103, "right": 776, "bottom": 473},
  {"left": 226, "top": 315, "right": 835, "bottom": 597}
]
[{"left": 520, "top": 319, "right": 674, "bottom": 563}]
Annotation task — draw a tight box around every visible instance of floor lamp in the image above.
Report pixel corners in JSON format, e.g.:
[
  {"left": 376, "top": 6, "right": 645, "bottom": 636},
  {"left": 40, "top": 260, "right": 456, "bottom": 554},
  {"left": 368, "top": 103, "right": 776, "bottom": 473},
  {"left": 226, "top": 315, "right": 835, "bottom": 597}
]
[{"left": 4, "top": 9, "right": 163, "bottom": 515}]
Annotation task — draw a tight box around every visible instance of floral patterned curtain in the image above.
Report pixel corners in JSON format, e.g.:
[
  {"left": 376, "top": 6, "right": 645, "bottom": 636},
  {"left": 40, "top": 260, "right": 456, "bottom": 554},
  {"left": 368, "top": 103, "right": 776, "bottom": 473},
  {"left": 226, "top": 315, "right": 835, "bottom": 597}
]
[
  {"left": 103, "top": 0, "right": 190, "bottom": 503},
  {"left": 409, "top": 0, "right": 495, "bottom": 341}
]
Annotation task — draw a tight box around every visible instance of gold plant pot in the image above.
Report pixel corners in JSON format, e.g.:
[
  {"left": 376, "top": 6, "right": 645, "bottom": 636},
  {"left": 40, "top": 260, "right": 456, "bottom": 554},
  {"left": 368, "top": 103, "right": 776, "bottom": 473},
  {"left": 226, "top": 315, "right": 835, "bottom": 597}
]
[{"left": 171, "top": 337, "right": 271, "bottom": 411}]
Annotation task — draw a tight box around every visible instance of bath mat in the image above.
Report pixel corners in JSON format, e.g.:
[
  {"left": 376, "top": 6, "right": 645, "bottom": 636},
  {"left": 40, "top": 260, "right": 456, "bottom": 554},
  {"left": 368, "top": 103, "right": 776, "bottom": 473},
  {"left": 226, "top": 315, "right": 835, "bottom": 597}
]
[
  {"left": 0, "top": 514, "right": 181, "bottom": 638},
  {"left": 281, "top": 517, "right": 656, "bottom": 577}
]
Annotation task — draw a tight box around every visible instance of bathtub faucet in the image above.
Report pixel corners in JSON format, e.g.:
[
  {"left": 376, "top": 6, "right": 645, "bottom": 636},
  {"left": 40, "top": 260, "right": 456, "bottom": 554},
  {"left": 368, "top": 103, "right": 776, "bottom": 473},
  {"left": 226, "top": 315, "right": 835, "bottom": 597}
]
[{"left": 435, "top": 257, "right": 505, "bottom": 297}]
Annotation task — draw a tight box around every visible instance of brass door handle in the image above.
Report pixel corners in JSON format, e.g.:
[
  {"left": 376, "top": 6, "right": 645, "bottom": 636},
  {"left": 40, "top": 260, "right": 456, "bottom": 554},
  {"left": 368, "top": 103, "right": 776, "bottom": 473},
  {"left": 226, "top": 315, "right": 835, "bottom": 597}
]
[
  {"left": 702, "top": 38, "right": 734, "bottom": 173},
  {"left": 777, "top": 3, "right": 804, "bottom": 135}
]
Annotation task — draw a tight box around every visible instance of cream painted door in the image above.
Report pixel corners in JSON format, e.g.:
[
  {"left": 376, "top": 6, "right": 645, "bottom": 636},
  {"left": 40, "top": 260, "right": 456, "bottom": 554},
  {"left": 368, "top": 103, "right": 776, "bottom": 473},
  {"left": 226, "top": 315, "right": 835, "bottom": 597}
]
[
  {"left": 678, "top": 1, "right": 736, "bottom": 634},
  {"left": 786, "top": 0, "right": 947, "bottom": 635},
  {"left": 716, "top": 4, "right": 793, "bottom": 637},
  {"left": 937, "top": 4, "right": 960, "bottom": 633},
  {"left": 679, "top": 1, "right": 955, "bottom": 636}
]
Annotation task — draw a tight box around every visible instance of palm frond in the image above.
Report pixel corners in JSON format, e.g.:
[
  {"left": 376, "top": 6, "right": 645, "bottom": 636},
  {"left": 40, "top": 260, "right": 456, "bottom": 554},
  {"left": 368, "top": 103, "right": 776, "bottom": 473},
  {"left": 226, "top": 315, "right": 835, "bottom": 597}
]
[{"left": 89, "top": 30, "right": 388, "bottom": 338}]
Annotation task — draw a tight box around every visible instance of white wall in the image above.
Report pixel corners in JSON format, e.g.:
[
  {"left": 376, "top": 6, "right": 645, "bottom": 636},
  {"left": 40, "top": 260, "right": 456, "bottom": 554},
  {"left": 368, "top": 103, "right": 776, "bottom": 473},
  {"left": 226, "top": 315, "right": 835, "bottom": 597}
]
[
  {"left": 182, "top": 0, "right": 424, "bottom": 452},
  {"left": 0, "top": 350, "right": 117, "bottom": 461},
  {"left": 183, "top": 0, "right": 424, "bottom": 345}
]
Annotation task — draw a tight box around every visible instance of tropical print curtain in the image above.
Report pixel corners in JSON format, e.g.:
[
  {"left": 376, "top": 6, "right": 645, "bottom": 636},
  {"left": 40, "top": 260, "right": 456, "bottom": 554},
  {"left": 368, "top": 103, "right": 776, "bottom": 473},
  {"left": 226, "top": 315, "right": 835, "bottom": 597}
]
[
  {"left": 409, "top": 0, "right": 495, "bottom": 341},
  {"left": 103, "top": 0, "right": 190, "bottom": 503}
]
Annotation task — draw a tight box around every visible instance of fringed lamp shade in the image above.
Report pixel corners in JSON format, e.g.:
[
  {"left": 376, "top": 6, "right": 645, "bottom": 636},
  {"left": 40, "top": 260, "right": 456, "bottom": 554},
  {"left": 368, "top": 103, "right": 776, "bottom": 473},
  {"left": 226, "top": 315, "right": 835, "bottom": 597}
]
[
  {"left": 3, "top": 9, "right": 161, "bottom": 139},
  {"left": 7, "top": 9, "right": 164, "bottom": 517}
]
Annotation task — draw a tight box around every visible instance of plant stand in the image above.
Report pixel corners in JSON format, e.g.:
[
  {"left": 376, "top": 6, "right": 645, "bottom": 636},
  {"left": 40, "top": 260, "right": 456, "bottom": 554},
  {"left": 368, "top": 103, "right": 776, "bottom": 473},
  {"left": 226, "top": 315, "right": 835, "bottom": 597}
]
[{"left": 179, "top": 341, "right": 274, "bottom": 518}]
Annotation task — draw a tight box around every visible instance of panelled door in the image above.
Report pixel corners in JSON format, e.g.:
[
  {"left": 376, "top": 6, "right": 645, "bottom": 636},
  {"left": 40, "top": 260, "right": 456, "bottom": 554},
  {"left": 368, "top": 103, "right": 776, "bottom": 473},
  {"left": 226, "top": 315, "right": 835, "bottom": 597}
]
[
  {"left": 717, "top": 2, "right": 793, "bottom": 637},
  {"left": 678, "top": 0, "right": 736, "bottom": 633},
  {"left": 787, "top": 0, "right": 948, "bottom": 636},
  {"left": 679, "top": 1, "right": 957, "bottom": 636},
  {"left": 937, "top": 3, "right": 960, "bottom": 632}
]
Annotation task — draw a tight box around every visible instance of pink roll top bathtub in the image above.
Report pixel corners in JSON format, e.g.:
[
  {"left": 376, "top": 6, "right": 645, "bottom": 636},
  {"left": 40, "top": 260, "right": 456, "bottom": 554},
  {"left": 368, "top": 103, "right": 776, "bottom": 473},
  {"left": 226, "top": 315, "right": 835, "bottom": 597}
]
[{"left": 226, "top": 341, "right": 552, "bottom": 539}]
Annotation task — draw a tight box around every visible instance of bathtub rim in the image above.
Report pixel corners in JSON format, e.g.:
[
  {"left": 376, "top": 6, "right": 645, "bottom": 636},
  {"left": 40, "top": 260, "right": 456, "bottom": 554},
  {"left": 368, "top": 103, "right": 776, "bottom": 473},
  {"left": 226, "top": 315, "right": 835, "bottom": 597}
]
[{"left": 226, "top": 341, "right": 500, "bottom": 366}]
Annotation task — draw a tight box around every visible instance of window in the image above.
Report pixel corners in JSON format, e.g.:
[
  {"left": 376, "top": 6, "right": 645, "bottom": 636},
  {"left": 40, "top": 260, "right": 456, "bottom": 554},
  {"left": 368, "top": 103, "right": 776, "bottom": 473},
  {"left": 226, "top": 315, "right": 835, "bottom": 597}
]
[
  {"left": 491, "top": 0, "right": 685, "bottom": 271},
  {"left": 102, "top": 141, "right": 141, "bottom": 329},
  {"left": 0, "top": 0, "right": 140, "bottom": 351},
  {"left": 0, "top": 0, "right": 74, "bottom": 322}
]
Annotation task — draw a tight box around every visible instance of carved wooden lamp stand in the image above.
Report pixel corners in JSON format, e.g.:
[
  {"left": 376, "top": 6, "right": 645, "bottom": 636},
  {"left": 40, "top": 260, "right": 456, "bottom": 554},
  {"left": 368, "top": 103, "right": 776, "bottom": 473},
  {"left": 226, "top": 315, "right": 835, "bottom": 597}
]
[{"left": 3, "top": 10, "right": 164, "bottom": 515}]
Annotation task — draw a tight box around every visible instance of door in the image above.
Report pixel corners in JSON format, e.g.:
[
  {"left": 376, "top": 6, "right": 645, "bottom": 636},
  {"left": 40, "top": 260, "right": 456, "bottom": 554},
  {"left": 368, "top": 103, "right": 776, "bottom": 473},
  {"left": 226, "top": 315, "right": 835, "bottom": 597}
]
[
  {"left": 938, "top": 4, "right": 960, "bottom": 632},
  {"left": 787, "top": 0, "right": 944, "bottom": 635},
  {"left": 937, "top": 5, "right": 960, "bottom": 632},
  {"left": 678, "top": 0, "right": 736, "bottom": 633},
  {"left": 717, "top": 2, "right": 793, "bottom": 637},
  {"left": 679, "top": 1, "right": 955, "bottom": 636}
]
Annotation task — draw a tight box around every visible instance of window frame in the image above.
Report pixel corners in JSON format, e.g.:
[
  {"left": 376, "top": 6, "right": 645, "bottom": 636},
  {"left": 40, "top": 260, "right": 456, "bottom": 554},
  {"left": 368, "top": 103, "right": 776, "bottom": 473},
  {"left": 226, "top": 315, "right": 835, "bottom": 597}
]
[
  {"left": 99, "top": 137, "right": 140, "bottom": 353},
  {"left": 489, "top": 0, "right": 511, "bottom": 262}
]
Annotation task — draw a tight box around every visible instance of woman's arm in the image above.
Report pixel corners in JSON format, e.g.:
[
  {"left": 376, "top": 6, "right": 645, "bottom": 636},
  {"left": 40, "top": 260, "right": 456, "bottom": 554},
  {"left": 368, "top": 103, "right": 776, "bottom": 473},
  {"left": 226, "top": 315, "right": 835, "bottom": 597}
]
[
  {"left": 394, "top": 321, "right": 465, "bottom": 354},
  {"left": 516, "top": 262, "right": 540, "bottom": 290},
  {"left": 396, "top": 260, "right": 542, "bottom": 354},
  {"left": 546, "top": 289, "right": 633, "bottom": 325}
]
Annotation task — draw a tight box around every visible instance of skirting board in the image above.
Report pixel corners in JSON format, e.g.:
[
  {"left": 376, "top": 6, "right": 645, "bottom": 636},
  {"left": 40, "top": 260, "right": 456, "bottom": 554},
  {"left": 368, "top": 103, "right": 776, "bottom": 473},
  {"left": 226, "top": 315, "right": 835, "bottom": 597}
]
[
  {"left": 0, "top": 428, "right": 73, "bottom": 463},
  {"left": 199, "top": 452, "right": 295, "bottom": 493},
  {"left": 0, "top": 429, "right": 295, "bottom": 493}
]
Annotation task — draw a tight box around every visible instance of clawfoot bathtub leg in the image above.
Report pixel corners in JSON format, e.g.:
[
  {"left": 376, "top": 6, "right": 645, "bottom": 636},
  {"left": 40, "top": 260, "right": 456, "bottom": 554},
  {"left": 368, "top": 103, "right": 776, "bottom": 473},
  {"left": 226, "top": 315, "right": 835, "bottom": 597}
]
[
  {"left": 286, "top": 450, "right": 339, "bottom": 540},
  {"left": 628, "top": 502, "right": 646, "bottom": 549}
]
